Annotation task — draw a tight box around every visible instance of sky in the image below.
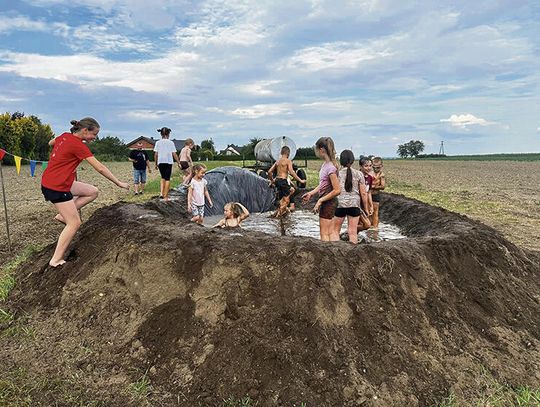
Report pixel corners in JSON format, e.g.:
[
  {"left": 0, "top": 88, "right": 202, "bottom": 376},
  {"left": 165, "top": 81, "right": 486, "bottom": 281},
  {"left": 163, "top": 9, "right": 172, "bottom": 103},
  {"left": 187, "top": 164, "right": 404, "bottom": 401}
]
[{"left": 0, "top": 0, "right": 539, "bottom": 157}]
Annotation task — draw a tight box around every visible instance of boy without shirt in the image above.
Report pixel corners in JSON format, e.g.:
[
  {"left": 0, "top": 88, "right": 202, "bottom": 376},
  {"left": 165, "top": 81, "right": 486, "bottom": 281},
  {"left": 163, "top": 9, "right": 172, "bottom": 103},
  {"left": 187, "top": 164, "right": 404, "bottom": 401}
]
[
  {"left": 268, "top": 146, "right": 306, "bottom": 217},
  {"left": 370, "top": 156, "right": 386, "bottom": 228}
]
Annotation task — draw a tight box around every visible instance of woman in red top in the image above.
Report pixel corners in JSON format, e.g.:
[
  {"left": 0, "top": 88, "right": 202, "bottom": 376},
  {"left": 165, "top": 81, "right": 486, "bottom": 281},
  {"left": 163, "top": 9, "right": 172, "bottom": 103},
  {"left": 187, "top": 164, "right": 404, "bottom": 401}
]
[{"left": 42, "top": 117, "right": 129, "bottom": 267}]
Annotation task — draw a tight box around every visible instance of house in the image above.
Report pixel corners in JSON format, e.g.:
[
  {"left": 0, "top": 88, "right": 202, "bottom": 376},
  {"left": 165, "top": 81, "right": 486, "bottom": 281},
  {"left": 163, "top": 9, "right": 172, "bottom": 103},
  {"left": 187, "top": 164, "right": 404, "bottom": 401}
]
[
  {"left": 126, "top": 136, "right": 188, "bottom": 151},
  {"left": 219, "top": 144, "right": 242, "bottom": 156}
]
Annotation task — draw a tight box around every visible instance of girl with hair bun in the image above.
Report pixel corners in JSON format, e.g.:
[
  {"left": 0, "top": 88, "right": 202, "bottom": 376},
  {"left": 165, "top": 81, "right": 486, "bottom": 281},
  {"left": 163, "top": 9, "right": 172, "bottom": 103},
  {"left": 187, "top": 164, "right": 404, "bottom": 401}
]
[
  {"left": 41, "top": 117, "right": 129, "bottom": 267},
  {"left": 302, "top": 137, "right": 341, "bottom": 241},
  {"left": 154, "top": 127, "right": 181, "bottom": 200}
]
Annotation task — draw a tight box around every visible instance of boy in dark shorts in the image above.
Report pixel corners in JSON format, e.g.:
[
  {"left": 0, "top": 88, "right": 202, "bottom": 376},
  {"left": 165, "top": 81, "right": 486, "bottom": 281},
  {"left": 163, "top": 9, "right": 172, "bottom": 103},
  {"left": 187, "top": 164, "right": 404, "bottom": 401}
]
[{"left": 268, "top": 146, "right": 306, "bottom": 217}]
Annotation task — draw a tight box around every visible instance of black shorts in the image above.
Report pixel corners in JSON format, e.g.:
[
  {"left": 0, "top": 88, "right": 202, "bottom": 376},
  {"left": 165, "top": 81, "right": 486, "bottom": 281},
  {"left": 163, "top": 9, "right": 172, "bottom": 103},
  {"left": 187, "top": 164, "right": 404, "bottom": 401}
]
[
  {"left": 319, "top": 197, "right": 338, "bottom": 219},
  {"left": 372, "top": 193, "right": 381, "bottom": 203},
  {"left": 275, "top": 178, "right": 291, "bottom": 199},
  {"left": 335, "top": 207, "right": 361, "bottom": 218},
  {"left": 41, "top": 185, "right": 73, "bottom": 204},
  {"left": 158, "top": 163, "right": 173, "bottom": 181},
  {"left": 179, "top": 161, "right": 189, "bottom": 170}
]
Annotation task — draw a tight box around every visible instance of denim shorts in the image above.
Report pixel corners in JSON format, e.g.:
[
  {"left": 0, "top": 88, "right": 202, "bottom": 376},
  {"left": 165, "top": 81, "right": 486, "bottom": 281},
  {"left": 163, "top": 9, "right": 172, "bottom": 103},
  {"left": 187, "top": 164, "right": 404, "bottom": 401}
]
[{"left": 133, "top": 169, "right": 147, "bottom": 184}]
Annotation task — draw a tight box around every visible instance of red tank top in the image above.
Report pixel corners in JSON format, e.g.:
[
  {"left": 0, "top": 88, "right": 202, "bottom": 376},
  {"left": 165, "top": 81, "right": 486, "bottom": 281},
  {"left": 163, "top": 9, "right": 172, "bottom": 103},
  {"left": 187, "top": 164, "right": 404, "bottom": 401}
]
[{"left": 41, "top": 133, "right": 93, "bottom": 192}]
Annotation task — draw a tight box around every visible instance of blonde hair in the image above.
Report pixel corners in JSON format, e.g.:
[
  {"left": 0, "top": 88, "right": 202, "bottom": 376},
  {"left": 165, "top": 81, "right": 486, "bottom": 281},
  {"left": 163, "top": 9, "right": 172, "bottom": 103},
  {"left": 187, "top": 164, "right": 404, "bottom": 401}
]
[
  {"left": 70, "top": 117, "right": 100, "bottom": 133},
  {"left": 192, "top": 163, "right": 206, "bottom": 174},
  {"left": 225, "top": 202, "right": 243, "bottom": 218},
  {"left": 315, "top": 137, "right": 338, "bottom": 168},
  {"left": 185, "top": 138, "right": 194, "bottom": 146}
]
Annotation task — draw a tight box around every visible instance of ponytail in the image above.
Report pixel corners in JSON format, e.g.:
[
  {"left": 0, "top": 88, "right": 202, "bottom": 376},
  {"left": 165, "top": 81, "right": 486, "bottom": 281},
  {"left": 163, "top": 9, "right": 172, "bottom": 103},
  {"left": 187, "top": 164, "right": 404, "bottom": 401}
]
[
  {"left": 315, "top": 136, "right": 338, "bottom": 168},
  {"left": 70, "top": 117, "right": 100, "bottom": 133},
  {"left": 339, "top": 149, "right": 355, "bottom": 192},
  {"left": 157, "top": 127, "right": 171, "bottom": 137}
]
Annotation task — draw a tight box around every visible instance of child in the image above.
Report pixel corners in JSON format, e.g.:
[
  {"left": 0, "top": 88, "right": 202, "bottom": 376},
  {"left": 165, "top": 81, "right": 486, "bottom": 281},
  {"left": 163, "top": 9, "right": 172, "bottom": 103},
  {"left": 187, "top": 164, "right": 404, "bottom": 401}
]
[
  {"left": 268, "top": 146, "right": 306, "bottom": 217},
  {"left": 302, "top": 137, "right": 341, "bottom": 241},
  {"left": 179, "top": 138, "right": 194, "bottom": 186},
  {"left": 357, "top": 156, "right": 374, "bottom": 232},
  {"left": 154, "top": 127, "right": 182, "bottom": 201},
  {"left": 370, "top": 156, "right": 386, "bottom": 228},
  {"left": 333, "top": 150, "right": 365, "bottom": 244},
  {"left": 188, "top": 163, "right": 213, "bottom": 224},
  {"left": 41, "top": 117, "right": 129, "bottom": 267},
  {"left": 212, "top": 202, "right": 250, "bottom": 228}
]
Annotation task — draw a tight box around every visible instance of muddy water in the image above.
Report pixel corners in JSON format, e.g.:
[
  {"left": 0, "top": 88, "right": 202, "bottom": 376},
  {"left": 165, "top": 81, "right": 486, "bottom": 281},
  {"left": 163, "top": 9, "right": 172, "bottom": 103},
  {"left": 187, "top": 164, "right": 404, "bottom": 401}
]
[{"left": 204, "top": 210, "right": 406, "bottom": 241}]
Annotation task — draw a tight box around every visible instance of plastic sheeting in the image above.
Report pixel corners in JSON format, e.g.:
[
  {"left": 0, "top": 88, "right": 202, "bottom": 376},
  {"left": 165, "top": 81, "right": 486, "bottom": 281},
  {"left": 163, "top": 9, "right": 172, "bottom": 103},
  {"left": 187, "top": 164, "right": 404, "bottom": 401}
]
[{"left": 176, "top": 166, "right": 277, "bottom": 216}]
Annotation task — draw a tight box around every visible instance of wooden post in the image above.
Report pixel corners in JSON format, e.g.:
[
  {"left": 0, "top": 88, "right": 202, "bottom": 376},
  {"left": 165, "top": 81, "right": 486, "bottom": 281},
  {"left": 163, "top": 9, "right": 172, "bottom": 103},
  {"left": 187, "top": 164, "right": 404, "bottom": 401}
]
[{"left": 0, "top": 161, "right": 12, "bottom": 253}]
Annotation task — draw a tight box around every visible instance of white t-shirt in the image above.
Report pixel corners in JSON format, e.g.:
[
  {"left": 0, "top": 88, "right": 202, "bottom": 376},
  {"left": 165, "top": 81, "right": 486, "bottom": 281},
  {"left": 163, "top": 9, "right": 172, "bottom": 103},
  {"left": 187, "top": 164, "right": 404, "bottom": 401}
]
[
  {"left": 153, "top": 139, "right": 176, "bottom": 164},
  {"left": 190, "top": 178, "right": 207, "bottom": 206}
]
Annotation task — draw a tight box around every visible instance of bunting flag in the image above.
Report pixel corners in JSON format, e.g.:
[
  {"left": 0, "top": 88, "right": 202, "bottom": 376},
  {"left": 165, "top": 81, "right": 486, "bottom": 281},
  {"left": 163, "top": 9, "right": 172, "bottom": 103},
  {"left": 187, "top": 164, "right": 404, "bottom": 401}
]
[
  {"left": 0, "top": 147, "right": 48, "bottom": 175},
  {"left": 30, "top": 160, "right": 37, "bottom": 177},
  {"left": 14, "top": 156, "right": 22, "bottom": 175}
]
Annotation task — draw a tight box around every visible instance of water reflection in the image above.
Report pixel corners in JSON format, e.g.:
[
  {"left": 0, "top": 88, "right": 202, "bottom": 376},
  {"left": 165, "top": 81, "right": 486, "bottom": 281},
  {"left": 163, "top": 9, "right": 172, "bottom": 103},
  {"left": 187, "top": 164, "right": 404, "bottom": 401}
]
[{"left": 204, "top": 210, "right": 406, "bottom": 241}]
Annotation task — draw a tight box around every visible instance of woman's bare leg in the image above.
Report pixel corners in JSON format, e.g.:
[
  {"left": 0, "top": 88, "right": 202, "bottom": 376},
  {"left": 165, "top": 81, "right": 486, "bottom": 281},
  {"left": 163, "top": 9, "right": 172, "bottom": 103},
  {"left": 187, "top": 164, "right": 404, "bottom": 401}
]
[
  {"left": 334, "top": 216, "right": 345, "bottom": 238},
  {"left": 163, "top": 180, "right": 170, "bottom": 200},
  {"left": 347, "top": 215, "right": 360, "bottom": 244},
  {"left": 55, "top": 181, "right": 98, "bottom": 223},
  {"left": 320, "top": 218, "right": 338, "bottom": 241},
  {"left": 50, "top": 200, "right": 82, "bottom": 267},
  {"left": 372, "top": 202, "right": 380, "bottom": 228}
]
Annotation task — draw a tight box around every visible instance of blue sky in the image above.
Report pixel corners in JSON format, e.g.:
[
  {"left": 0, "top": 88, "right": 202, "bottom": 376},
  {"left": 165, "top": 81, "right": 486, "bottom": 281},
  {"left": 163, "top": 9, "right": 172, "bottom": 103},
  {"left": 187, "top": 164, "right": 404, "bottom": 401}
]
[{"left": 0, "top": 0, "right": 539, "bottom": 156}]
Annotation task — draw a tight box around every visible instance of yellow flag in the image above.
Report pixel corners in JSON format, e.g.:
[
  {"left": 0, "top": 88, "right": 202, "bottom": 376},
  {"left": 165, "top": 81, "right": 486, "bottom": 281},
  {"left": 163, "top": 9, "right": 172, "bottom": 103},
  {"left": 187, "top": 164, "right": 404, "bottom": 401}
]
[{"left": 14, "top": 156, "right": 22, "bottom": 175}]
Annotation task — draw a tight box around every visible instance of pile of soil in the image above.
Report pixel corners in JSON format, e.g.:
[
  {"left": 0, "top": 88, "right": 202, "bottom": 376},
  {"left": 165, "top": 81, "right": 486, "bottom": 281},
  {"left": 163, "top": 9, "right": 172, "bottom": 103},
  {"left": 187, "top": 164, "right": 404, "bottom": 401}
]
[{"left": 2, "top": 193, "right": 540, "bottom": 406}]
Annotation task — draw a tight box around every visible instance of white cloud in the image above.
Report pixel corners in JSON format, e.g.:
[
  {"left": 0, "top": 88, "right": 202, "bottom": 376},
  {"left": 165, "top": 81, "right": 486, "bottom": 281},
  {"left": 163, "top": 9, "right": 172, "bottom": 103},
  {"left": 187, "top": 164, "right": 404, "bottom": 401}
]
[
  {"left": 240, "top": 80, "right": 281, "bottom": 96},
  {"left": 283, "top": 40, "right": 393, "bottom": 72},
  {"left": 229, "top": 104, "right": 293, "bottom": 119},
  {"left": 120, "top": 110, "right": 195, "bottom": 120},
  {"left": 0, "top": 51, "right": 199, "bottom": 93},
  {"left": 440, "top": 113, "right": 494, "bottom": 128},
  {"left": 0, "top": 15, "right": 49, "bottom": 33}
]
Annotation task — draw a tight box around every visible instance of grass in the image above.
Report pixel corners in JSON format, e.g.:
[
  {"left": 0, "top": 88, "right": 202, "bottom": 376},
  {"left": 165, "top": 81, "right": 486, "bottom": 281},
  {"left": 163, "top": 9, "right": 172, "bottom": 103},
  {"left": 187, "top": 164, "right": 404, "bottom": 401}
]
[
  {"left": 129, "top": 373, "right": 152, "bottom": 400},
  {"left": 0, "top": 368, "right": 108, "bottom": 407},
  {"left": 0, "top": 245, "right": 39, "bottom": 302},
  {"left": 434, "top": 367, "right": 540, "bottom": 407}
]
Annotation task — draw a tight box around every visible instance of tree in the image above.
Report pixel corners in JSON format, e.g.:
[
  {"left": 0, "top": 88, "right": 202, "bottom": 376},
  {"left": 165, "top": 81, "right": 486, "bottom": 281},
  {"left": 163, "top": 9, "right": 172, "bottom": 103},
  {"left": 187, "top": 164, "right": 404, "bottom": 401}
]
[
  {"left": 397, "top": 140, "right": 425, "bottom": 158},
  {"left": 88, "top": 136, "right": 129, "bottom": 161},
  {"left": 200, "top": 139, "right": 216, "bottom": 155},
  {"left": 240, "top": 137, "right": 262, "bottom": 158}
]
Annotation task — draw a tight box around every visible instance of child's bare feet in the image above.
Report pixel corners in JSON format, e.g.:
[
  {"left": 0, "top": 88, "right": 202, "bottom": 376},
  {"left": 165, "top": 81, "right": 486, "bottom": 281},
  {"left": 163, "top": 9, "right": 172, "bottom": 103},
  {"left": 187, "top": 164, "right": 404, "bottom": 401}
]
[{"left": 49, "top": 259, "right": 66, "bottom": 268}]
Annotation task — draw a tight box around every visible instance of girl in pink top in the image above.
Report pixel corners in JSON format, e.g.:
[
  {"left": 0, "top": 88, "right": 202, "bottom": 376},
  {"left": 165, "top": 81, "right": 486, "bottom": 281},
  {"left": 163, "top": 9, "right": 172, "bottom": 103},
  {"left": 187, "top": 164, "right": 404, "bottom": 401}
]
[{"left": 302, "top": 137, "right": 341, "bottom": 241}]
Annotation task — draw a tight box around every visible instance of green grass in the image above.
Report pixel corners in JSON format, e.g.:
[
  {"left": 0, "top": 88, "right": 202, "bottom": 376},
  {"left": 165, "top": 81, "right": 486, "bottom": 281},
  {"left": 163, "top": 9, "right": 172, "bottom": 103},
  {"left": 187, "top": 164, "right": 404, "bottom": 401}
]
[
  {"left": 129, "top": 373, "right": 152, "bottom": 400},
  {"left": 0, "top": 245, "right": 39, "bottom": 302},
  {"left": 0, "top": 368, "right": 108, "bottom": 407},
  {"left": 434, "top": 367, "right": 540, "bottom": 406}
]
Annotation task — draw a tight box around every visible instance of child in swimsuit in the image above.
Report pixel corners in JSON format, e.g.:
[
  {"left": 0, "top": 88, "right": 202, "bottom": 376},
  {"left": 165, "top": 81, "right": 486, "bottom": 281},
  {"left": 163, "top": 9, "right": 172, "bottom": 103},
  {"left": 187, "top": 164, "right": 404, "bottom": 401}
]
[
  {"left": 370, "top": 156, "right": 386, "bottom": 228},
  {"left": 267, "top": 146, "right": 306, "bottom": 217},
  {"left": 357, "top": 156, "right": 374, "bottom": 232},
  {"left": 180, "top": 138, "right": 194, "bottom": 186},
  {"left": 213, "top": 202, "right": 250, "bottom": 228}
]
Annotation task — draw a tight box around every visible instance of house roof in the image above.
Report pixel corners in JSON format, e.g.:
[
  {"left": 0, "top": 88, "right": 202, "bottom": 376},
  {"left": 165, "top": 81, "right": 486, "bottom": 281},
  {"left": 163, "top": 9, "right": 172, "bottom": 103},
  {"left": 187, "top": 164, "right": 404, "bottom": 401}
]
[{"left": 126, "top": 136, "right": 188, "bottom": 151}]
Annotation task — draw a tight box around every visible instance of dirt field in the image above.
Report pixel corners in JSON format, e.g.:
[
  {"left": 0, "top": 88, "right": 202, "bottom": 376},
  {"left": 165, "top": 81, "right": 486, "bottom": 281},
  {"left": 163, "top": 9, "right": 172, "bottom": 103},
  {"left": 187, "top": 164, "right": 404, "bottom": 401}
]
[{"left": 1, "top": 159, "right": 539, "bottom": 267}]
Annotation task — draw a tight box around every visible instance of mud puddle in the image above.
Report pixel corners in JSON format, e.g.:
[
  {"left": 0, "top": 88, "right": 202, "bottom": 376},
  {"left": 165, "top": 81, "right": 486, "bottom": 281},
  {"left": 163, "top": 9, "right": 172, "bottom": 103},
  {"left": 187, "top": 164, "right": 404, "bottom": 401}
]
[{"left": 204, "top": 209, "right": 405, "bottom": 241}]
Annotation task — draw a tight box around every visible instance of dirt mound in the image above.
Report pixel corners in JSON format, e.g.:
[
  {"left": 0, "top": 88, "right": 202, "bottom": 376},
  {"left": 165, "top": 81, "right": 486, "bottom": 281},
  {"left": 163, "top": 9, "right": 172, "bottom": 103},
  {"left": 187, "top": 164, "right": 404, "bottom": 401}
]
[{"left": 3, "top": 193, "right": 540, "bottom": 406}]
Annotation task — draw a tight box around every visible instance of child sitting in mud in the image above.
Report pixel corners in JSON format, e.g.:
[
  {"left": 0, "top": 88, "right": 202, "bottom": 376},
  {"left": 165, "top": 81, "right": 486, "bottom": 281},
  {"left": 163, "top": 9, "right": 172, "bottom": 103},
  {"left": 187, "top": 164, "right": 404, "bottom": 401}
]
[
  {"left": 267, "top": 146, "right": 306, "bottom": 217},
  {"left": 213, "top": 202, "right": 250, "bottom": 228},
  {"left": 188, "top": 164, "right": 213, "bottom": 224},
  {"left": 370, "top": 156, "right": 386, "bottom": 228},
  {"left": 179, "top": 138, "right": 194, "bottom": 186}
]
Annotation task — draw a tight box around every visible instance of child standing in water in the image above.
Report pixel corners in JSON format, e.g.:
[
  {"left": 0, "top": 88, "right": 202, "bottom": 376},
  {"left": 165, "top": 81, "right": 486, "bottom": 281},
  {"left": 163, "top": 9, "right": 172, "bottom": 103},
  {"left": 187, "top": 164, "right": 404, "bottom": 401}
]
[
  {"left": 370, "top": 156, "right": 386, "bottom": 228},
  {"left": 333, "top": 150, "right": 366, "bottom": 244},
  {"left": 357, "top": 156, "right": 374, "bottom": 232},
  {"left": 41, "top": 117, "right": 129, "bottom": 267},
  {"left": 188, "top": 164, "right": 213, "bottom": 224},
  {"left": 179, "top": 138, "right": 194, "bottom": 186},
  {"left": 268, "top": 146, "right": 306, "bottom": 217},
  {"left": 302, "top": 137, "right": 341, "bottom": 241},
  {"left": 212, "top": 202, "right": 250, "bottom": 228}
]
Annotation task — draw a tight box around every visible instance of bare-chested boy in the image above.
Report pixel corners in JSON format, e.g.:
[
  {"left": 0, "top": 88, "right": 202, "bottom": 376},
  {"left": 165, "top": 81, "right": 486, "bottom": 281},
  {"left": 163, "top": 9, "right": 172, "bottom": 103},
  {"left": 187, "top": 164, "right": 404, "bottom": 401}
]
[
  {"left": 370, "top": 156, "right": 386, "bottom": 228},
  {"left": 268, "top": 146, "right": 306, "bottom": 217}
]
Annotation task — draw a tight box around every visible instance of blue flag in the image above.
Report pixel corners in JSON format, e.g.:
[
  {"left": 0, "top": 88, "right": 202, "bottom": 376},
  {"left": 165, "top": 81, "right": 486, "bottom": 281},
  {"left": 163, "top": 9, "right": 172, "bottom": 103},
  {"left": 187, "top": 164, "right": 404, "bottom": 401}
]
[{"left": 30, "top": 160, "right": 37, "bottom": 177}]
